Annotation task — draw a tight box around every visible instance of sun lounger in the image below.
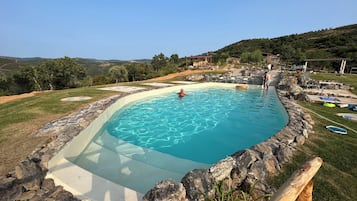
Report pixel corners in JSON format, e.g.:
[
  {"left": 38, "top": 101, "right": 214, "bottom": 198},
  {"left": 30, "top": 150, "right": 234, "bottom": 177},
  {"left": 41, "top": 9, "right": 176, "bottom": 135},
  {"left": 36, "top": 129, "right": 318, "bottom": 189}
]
[{"left": 319, "top": 96, "right": 339, "bottom": 103}]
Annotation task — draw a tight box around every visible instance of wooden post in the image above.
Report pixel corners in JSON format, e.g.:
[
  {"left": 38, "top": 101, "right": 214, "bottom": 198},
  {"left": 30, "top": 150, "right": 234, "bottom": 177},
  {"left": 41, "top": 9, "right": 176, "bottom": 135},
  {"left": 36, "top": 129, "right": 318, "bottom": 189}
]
[
  {"left": 270, "top": 157, "right": 323, "bottom": 201},
  {"left": 340, "top": 59, "right": 346, "bottom": 75},
  {"left": 297, "top": 180, "right": 313, "bottom": 201}
]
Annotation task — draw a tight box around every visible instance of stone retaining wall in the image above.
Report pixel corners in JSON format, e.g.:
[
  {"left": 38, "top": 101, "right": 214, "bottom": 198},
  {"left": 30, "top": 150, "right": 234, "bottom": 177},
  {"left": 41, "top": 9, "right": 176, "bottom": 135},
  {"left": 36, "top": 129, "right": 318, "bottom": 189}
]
[{"left": 0, "top": 74, "right": 314, "bottom": 201}]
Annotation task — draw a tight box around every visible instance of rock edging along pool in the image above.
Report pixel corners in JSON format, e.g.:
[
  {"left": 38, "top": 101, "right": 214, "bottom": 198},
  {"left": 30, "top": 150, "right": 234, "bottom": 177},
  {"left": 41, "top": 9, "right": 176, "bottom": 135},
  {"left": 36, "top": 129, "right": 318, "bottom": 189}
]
[{"left": 47, "top": 83, "right": 288, "bottom": 194}]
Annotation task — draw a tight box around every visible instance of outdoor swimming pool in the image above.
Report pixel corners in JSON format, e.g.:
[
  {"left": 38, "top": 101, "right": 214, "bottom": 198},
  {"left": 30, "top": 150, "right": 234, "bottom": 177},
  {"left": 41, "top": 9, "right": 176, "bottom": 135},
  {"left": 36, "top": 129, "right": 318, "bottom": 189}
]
[{"left": 68, "top": 85, "right": 288, "bottom": 193}]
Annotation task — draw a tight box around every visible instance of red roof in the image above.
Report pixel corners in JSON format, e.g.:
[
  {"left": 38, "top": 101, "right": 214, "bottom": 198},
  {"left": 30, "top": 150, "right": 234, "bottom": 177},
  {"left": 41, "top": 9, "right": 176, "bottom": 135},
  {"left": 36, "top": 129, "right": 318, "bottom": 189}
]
[{"left": 186, "top": 55, "right": 213, "bottom": 59}]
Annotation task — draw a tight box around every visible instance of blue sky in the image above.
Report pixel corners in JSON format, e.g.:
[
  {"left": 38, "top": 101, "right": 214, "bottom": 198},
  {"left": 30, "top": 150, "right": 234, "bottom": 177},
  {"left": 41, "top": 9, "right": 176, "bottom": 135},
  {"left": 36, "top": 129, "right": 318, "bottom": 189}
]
[{"left": 1, "top": 0, "right": 356, "bottom": 60}]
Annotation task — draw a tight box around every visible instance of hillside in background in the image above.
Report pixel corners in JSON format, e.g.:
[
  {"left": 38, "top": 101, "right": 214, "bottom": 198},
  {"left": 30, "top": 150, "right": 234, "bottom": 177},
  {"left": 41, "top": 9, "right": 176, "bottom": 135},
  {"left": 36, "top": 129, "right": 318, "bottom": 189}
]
[
  {"left": 73, "top": 58, "right": 126, "bottom": 76},
  {"left": 1, "top": 24, "right": 356, "bottom": 76},
  {"left": 0, "top": 57, "right": 50, "bottom": 76},
  {"left": 215, "top": 24, "right": 357, "bottom": 67},
  {"left": 0, "top": 56, "right": 149, "bottom": 76}
]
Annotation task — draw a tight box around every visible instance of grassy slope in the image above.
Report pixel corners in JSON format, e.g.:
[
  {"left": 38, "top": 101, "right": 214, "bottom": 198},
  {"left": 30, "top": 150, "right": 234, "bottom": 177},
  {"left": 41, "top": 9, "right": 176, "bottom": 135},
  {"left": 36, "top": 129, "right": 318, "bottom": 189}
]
[
  {"left": 0, "top": 87, "right": 119, "bottom": 174},
  {"left": 310, "top": 73, "right": 357, "bottom": 94},
  {"left": 269, "top": 73, "right": 357, "bottom": 201},
  {"left": 216, "top": 24, "right": 357, "bottom": 62}
]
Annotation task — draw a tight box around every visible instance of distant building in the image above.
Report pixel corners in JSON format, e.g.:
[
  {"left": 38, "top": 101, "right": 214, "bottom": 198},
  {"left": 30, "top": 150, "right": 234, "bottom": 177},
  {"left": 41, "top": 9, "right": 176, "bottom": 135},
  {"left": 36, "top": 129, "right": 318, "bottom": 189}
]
[{"left": 185, "top": 54, "right": 213, "bottom": 69}]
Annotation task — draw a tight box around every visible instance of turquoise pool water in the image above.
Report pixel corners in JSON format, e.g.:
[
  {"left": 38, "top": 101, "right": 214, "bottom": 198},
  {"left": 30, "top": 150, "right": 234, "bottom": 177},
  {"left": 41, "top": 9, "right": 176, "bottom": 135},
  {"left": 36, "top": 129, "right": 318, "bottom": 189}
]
[
  {"left": 70, "top": 86, "right": 288, "bottom": 193},
  {"left": 108, "top": 87, "right": 287, "bottom": 163}
]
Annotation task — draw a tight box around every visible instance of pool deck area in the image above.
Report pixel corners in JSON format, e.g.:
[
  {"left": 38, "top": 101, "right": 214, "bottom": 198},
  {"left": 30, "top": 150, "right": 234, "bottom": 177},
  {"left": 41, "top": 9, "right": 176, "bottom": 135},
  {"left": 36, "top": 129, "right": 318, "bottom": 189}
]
[{"left": 46, "top": 82, "right": 247, "bottom": 201}]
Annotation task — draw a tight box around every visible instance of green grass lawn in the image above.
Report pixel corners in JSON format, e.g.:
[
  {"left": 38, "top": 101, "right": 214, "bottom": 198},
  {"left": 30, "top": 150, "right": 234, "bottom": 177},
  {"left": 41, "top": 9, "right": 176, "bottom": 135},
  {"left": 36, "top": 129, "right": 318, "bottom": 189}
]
[
  {"left": 269, "top": 73, "right": 357, "bottom": 201},
  {"left": 0, "top": 87, "right": 119, "bottom": 137},
  {"left": 310, "top": 72, "right": 357, "bottom": 94},
  {"left": 0, "top": 86, "right": 120, "bottom": 174}
]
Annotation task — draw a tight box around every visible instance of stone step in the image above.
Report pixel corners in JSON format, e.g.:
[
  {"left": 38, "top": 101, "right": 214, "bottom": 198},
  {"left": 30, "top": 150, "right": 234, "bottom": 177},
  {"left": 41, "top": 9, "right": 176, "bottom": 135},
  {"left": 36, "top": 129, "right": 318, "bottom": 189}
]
[
  {"left": 69, "top": 133, "right": 210, "bottom": 194},
  {"left": 93, "top": 131, "right": 210, "bottom": 174}
]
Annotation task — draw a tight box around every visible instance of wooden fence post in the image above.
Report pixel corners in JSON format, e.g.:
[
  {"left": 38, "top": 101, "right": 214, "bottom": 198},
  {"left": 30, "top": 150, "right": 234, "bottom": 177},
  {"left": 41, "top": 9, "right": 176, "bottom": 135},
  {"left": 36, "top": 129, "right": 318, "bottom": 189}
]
[
  {"left": 297, "top": 180, "right": 313, "bottom": 201},
  {"left": 270, "top": 157, "right": 323, "bottom": 201}
]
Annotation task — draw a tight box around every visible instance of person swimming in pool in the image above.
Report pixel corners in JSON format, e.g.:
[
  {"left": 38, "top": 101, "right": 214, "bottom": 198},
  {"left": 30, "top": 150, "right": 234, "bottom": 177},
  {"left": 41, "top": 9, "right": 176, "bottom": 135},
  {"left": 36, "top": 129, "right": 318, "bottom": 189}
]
[{"left": 178, "top": 88, "right": 187, "bottom": 98}]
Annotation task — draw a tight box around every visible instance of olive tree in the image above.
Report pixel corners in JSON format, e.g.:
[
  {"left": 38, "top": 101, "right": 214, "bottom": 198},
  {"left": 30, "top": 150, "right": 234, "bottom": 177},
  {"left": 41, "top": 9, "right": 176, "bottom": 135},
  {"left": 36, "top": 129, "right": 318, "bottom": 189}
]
[
  {"left": 109, "top": 65, "right": 128, "bottom": 84},
  {"left": 151, "top": 53, "right": 168, "bottom": 72},
  {"left": 13, "top": 56, "right": 86, "bottom": 92}
]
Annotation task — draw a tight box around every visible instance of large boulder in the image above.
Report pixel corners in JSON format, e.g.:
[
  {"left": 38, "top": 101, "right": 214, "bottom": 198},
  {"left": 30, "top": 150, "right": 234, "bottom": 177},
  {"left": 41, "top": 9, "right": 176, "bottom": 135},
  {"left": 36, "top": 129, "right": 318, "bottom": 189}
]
[
  {"left": 209, "top": 157, "right": 236, "bottom": 181},
  {"left": 247, "top": 154, "right": 280, "bottom": 182},
  {"left": 143, "top": 180, "right": 187, "bottom": 201},
  {"left": 186, "top": 74, "right": 205, "bottom": 81},
  {"left": 181, "top": 169, "right": 215, "bottom": 201},
  {"left": 276, "top": 145, "right": 295, "bottom": 163},
  {"left": 241, "top": 176, "right": 273, "bottom": 200},
  {"left": 295, "top": 135, "right": 306, "bottom": 145},
  {"left": 252, "top": 142, "right": 273, "bottom": 158},
  {"left": 14, "top": 159, "right": 43, "bottom": 181},
  {"left": 273, "top": 130, "right": 295, "bottom": 145},
  {"left": 232, "top": 149, "right": 260, "bottom": 169},
  {"left": 0, "top": 175, "right": 19, "bottom": 201},
  {"left": 45, "top": 186, "right": 79, "bottom": 201}
]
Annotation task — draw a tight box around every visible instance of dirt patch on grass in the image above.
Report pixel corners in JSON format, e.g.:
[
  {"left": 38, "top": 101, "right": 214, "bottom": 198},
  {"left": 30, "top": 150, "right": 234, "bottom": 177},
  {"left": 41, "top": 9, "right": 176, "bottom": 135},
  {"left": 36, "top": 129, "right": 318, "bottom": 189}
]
[
  {"left": 145, "top": 69, "right": 219, "bottom": 82},
  {"left": 0, "top": 91, "right": 50, "bottom": 104}
]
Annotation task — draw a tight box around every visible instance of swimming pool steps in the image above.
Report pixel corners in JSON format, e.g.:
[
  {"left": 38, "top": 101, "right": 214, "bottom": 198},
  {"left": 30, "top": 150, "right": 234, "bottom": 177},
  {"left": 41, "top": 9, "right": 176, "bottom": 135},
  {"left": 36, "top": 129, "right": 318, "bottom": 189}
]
[
  {"left": 67, "top": 132, "right": 210, "bottom": 193},
  {"left": 95, "top": 132, "right": 210, "bottom": 172}
]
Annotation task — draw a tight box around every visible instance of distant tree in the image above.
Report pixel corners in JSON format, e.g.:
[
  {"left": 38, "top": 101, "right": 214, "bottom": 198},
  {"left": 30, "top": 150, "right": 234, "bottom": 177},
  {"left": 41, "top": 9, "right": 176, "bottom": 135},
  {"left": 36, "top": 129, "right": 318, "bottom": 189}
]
[
  {"left": 151, "top": 53, "right": 168, "bottom": 72},
  {"left": 158, "top": 63, "right": 177, "bottom": 76},
  {"left": 50, "top": 57, "right": 86, "bottom": 89},
  {"left": 305, "top": 50, "right": 332, "bottom": 70},
  {"left": 109, "top": 65, "right": 128, "bottom": 84},
  {"left": 240, "top": 52, "right": 250, "bottom": 63},
  {"left": 126, "top": 63, "right": 153, "bottom": 81},
  {"left": 12, "top": 56, "right": 86, "bottom": 93},
  {"left": 80, "top": 76, "right": 93, "bottom": 87},
  {"left": 280, "top": 45, "right": 297, "bottom": 64},
  {"left": 13, "top": 66, "right": 38, "bottom": 93},
  {"left": 250, "top": 49, "right": 264, "bottom": 63},
  {"left": 39, "top": 61, "right": 55, "bottom": 90},
  {"left": 240, "top": 50, "right": 263, "bottom": 63},
  {"left": 169, "top": 54, "right": 179, "bottom": 64},
  {"left": 92, "top": 75, "right": 112, "bottom": 85},
  {"left": 214, "top": 52, "right": 230, "bottom": 65},
  {"left": 0, "top": 72, "right": 11, "bottom": 95},
  {"left": 292, "top": 48, "right": 306, "bottom": 64},
  {"left": 0, "top": 72, "right": 7, "bottom": 87}
]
